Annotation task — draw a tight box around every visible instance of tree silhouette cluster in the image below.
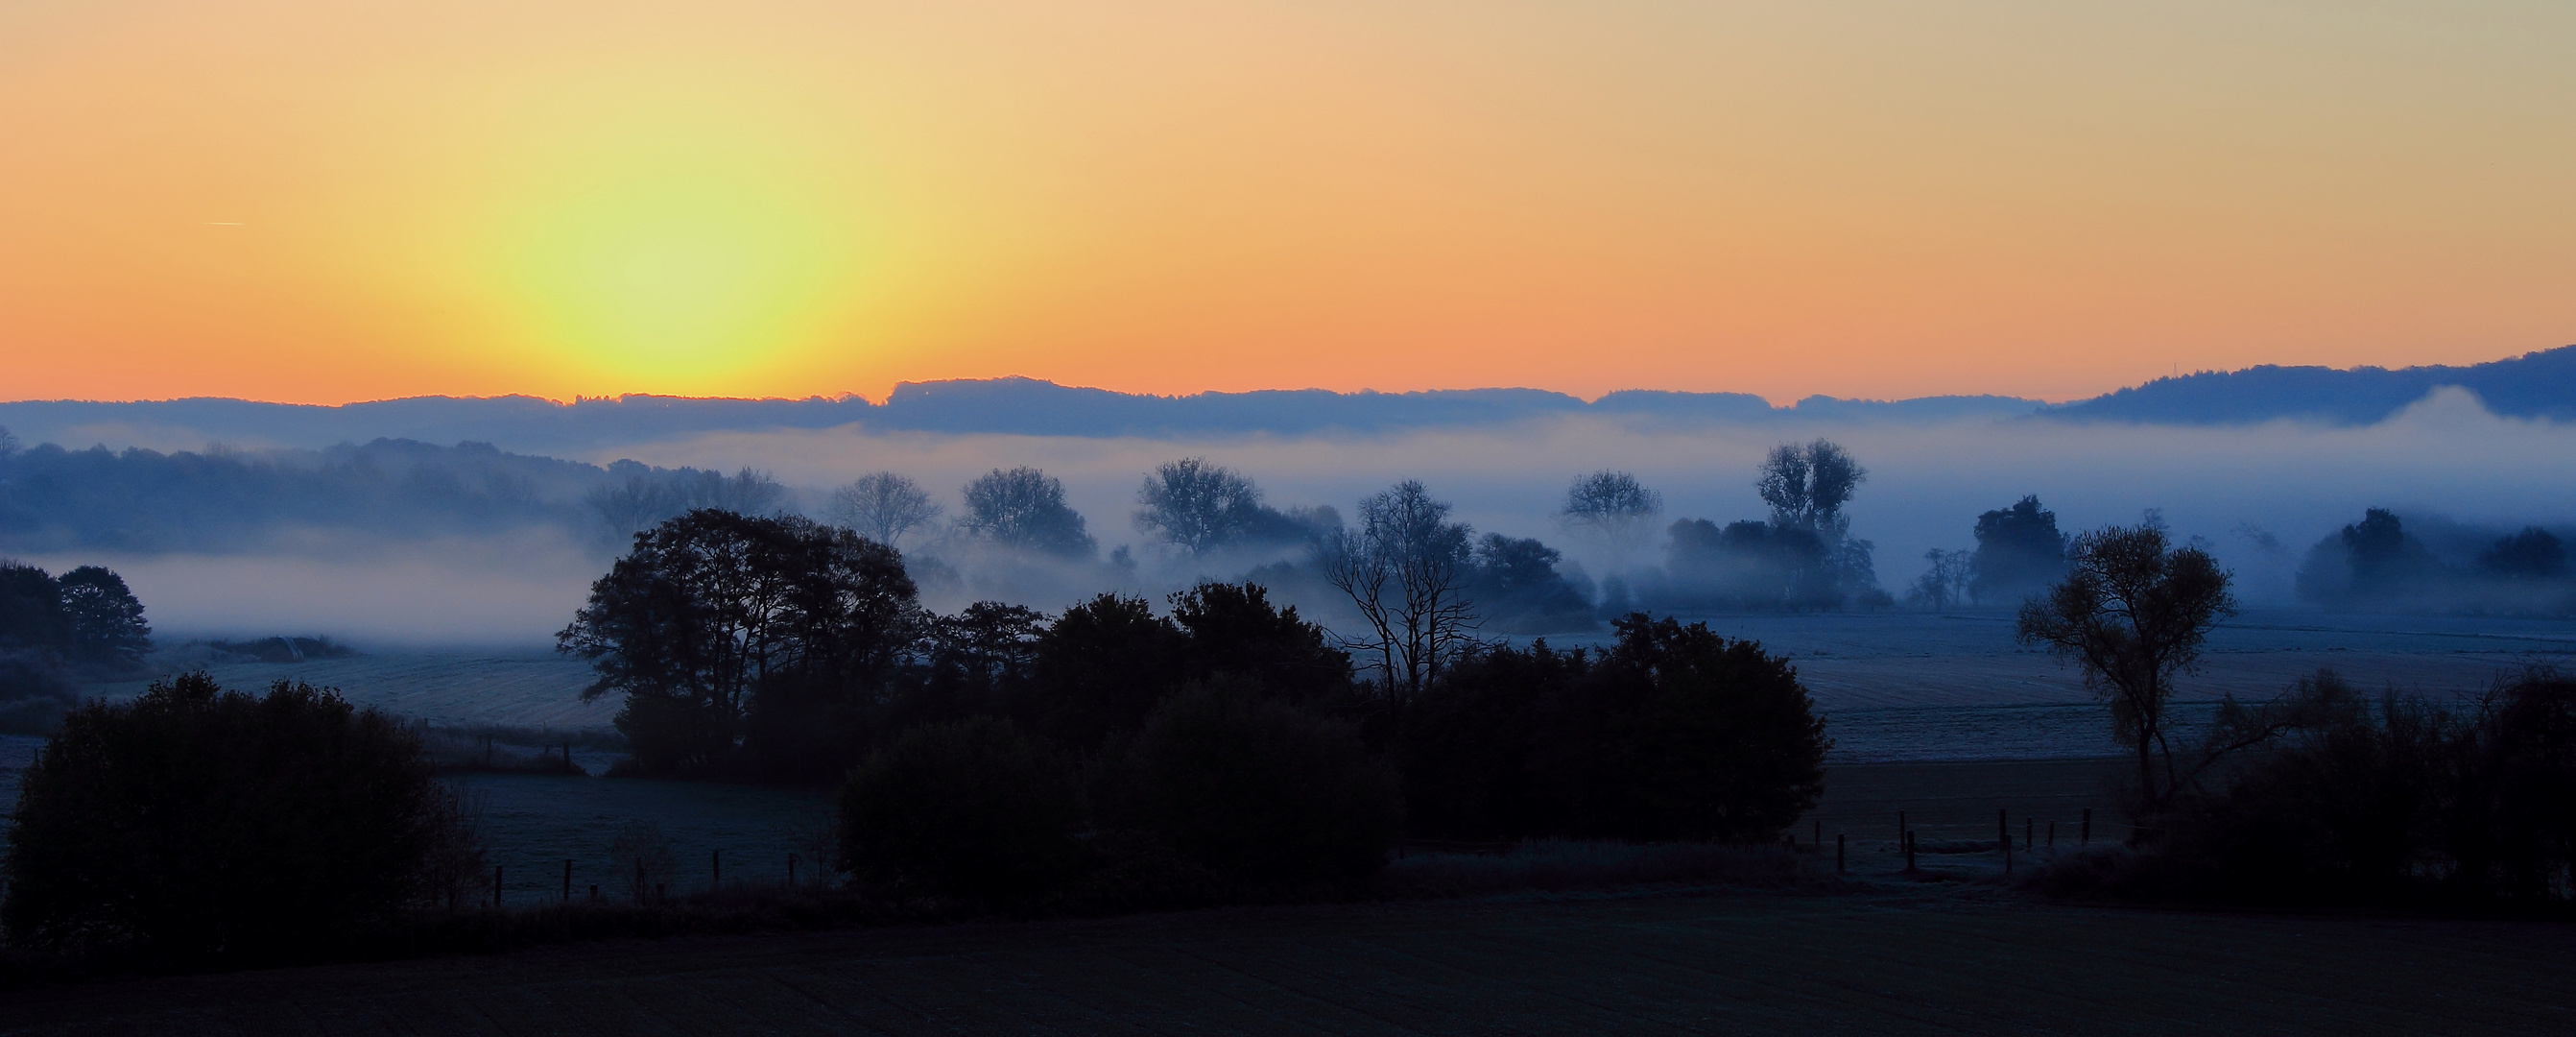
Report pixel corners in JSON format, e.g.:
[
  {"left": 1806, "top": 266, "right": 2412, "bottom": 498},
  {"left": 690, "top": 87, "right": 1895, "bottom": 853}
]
[
  {"left": 0, "top": 560, "right": 150, "bottom": 733},
  {"left": 2292, "top": 508, "right": 2574, "bottom": 615}
]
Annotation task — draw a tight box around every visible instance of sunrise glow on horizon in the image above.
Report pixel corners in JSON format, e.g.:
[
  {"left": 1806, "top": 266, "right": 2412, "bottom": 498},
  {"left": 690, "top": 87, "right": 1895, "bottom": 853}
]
[{"left": 3, "top": 0, "right": 2571, "bottom": 407}]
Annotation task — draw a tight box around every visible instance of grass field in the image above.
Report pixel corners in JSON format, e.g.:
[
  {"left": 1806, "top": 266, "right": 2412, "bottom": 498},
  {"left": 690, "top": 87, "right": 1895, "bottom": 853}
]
[{"left": 2, "top": 889, "right": 2568, "bottom": 1035}]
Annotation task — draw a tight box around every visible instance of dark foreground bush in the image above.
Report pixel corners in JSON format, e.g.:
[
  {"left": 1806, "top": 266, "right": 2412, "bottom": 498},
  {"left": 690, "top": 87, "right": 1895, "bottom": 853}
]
[
  {"left": 1093, "top": 684, "right": 1402, "bottom": 890},
  {"left": 2029, "top": 669, "right": 2576, "bottom": 908},
  {"left": 836, "top": 717, "right": 1085, "bottom": 906},
  {"left": 1, "top": 673, "right": 473, "bottom": 962}
]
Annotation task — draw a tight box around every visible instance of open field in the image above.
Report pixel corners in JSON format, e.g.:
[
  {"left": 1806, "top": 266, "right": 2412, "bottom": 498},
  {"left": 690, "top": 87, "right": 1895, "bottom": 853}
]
[{"left": 3, "top": 890, "right": 2570, "bottom": 1035}]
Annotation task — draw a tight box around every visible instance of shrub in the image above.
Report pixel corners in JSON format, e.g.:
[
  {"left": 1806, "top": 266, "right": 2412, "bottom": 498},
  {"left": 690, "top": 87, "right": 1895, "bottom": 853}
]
[
  {"left": 0, "top": 673, "right": 469, "bottom": 961},
  {"left": 1401, "top": 615, "right": 1828, "bottom": 844},
  {"left": 836, "top": 717, "right": 1085, "bottom": 906},
  {"left": 2030, "top": 669, "right": 2576, "bottom": 907},
  {"left": 1093, "top": 684, "right": 1401, "bottom": 889}
]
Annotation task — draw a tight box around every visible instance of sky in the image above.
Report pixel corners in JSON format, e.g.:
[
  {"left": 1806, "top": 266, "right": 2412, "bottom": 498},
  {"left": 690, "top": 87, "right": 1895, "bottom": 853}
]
[{"left": 3, "top": 0, "right": 2571, "bottom": 407}]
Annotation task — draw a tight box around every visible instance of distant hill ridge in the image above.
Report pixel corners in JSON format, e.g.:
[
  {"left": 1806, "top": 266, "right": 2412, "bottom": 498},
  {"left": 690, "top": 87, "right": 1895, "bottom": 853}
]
[
  {"left": 2, "top": 346, "right": 2567, "bottom": 452},
  {"left": 0, "top": 380, "right": 2040, "bottom": 452},
  {"left": 2041, "top": 345, "right": 2576, "bottom": 424}
]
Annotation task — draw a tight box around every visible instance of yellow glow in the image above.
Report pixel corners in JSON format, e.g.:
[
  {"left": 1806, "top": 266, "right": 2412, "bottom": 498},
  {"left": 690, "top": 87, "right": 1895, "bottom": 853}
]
[{"left": 491, "top": 151, "right": 847, "bottom": 380}]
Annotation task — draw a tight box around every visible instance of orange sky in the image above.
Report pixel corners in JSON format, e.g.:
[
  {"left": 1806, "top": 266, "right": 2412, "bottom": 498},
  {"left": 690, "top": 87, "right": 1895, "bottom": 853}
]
[{"left": 3, "top": 0, "right": 2571, "bottom": 406}]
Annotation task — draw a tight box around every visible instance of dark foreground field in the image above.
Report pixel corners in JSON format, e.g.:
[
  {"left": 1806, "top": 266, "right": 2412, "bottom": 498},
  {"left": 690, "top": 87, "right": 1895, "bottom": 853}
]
[{"left": 3, "top": 889, "right": 2568, "bottom": 1036}]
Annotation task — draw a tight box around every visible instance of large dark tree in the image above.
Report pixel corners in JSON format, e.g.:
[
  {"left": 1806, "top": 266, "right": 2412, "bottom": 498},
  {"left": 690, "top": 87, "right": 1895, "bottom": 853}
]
[
  {"left": 558, "top": 510, "right": 922, "bottom": 777},
  {"left": 2, "top": 674, "right": 465, "bottom": 961},
  {"left": 1167, "top": 581, "right": 1351, "bottom": 706},
  {"left": 1969, "top": 495, "right": 2068, "bottom": 604},
  {"left": 56, "top": 565, "right": 151, "bottom": 665},
  {"left": 2017, "top": 522, "right": 2236, "bottom": 816},
  {"left": 1024, "top": 593, "right": 1187, "bottom": 751}
]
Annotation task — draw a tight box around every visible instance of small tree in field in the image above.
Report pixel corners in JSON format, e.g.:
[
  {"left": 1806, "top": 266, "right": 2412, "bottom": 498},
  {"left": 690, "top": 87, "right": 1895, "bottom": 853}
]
[{"left": 2017, "top": 522, "right": 2236, "bottom": 817}]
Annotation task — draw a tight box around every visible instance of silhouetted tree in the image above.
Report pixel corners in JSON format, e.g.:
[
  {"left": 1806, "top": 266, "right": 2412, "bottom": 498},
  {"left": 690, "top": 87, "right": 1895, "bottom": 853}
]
[
  {"left": 1756, "top": 440, "right": 1866, "bottom": 540},
  {"left": 1908, "top": 548, "right": 1971, "bottom": 610},
  {"left": 1465, "top": 534, "right": 1596, "bottom": 633},
  {"left": 2479, "top": 527, "right": 2567, "bottom": 580},
  {"left": 960, "top": 467, "right": 1096, "bottom": 558},
  {"left": 0, "top": 562, "right": 68, "bottom": 654},
  {"left": 829, "top": 472, "right": 944, "bottom": 548},
  {"left": 2017, "top": 522, "right": 2237, "bottom": 817},
  {"left": 1969, "top": 495, "right": 2068, "bottom": 604},
  {"left": 558, "top": 510, "right": 922, "bottom": 776},
  {"left": 1556, "top": 470, "right": 1664, "bottom": 561},
  {"left": 1134, "top": 457, "right": 1264, "bottom": 556},
  {"left": 1403, "top": 615, "right": 1828, "bottom": 842},
  {"left": 2340, "top": 508, "right": 2438, "bottom": 601},
  {"left": 1166, "top": 582, "right": 1351, "bottom": 706},
  {"left": 1, "top": 674, "right": 468, "bottom": 960},
  {"left": 1026, "top": 593, "right": 1187, "bottom": 750},
  {"left": 1321, "top": 481, "right": 1477, "bottom": 700},
  {"left": 0, "top": 425, "right": 18, "bottom": 462},
  {"left": 56, "top": 565, "right": 150, "bottom": 665}
]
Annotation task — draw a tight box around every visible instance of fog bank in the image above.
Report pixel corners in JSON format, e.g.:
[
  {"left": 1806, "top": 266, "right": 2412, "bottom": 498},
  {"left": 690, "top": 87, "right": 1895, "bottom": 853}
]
[{"left": 20, "top": 387, "right": 2574, "bottom": 643}]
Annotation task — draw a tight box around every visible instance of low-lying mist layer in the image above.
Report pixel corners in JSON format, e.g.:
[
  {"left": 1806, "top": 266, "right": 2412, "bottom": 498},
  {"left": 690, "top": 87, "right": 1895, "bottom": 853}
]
[{"left": 7, "top": 386, "right": 2572, "bottom": 644}]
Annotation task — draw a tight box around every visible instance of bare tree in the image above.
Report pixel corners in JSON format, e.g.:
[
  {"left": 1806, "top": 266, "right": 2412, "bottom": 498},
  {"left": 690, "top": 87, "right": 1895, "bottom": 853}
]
[
  {"left": 1320, "top": 480, "right": 1476, "bottom": 701},
  {"left": 830, "top": 472, "right": 943, "bottom": 547},
  {"left": 2016, "top": 521, "right": 2237, "bottom": 817},
  {"left": 1555, "top": 470, "right": 1664, "bottom": 561},
  {"left": 1134, "top": 457, "right": 1263, "bottom": 555},
  {"left": 0, "top": 425, "right": 19, "bottom": 462},
  {"left": 1906, "top": 548, "right": 1971, "bottom": 610}
]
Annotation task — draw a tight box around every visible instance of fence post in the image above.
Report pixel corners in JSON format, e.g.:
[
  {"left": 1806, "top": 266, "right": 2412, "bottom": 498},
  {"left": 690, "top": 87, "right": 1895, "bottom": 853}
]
[
  {"left": 1897, "top": 809, "right": 1906, "bottom": 843},
  {"left": 2082, "top": 808, "right": 2092, "bottom": 845},
  {"left": 2048, "top": 821, "right": 2056, "bottom": 851},
  {"left": 1836, "top": 833, "right": 1846, "bottom": 874},
  {"left": 2000, "top": 808, "right": 2012, "bottom": 876}
]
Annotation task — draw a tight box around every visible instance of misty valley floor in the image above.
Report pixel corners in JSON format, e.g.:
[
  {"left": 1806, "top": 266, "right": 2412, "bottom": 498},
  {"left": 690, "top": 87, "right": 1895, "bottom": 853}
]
[{"left": 3, "top": 890, "right": 2569, "bottom": 1035}]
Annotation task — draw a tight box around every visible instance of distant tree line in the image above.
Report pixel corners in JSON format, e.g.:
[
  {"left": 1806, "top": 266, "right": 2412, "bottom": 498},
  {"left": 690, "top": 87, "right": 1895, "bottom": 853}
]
[
  {"left": 557, "top": 507, "right": 1830, "bottom": 904},
  {"left": 0, "top": 434, "right": 780, "bottom": 552},
  {"left": 2293, "top": 508, "right": 2574, "bottom": 615}
]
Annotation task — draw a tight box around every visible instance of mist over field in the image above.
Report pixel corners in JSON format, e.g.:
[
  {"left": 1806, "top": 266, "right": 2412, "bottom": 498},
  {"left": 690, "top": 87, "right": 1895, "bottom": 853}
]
[{"left": 11, "top": 385, "right": 2571, "bottom": 645}]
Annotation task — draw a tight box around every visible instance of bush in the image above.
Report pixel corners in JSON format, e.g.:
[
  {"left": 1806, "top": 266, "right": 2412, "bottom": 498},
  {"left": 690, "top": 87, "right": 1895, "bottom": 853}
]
[
  {"left": 836, "top": 717, "right": 1085, "bottom": 906},
  {"left": 1093, "top": 684, "right": 1401, "bottom": 889},
  {"left": 0, "top": 673, "right": 470, "bottom": 962},
  {"left": 2030, "top": 669, "right": 2576, "bottom": 907},
  {"left": 1399, "top": 615, "right": 1828, "bottom": 844}
]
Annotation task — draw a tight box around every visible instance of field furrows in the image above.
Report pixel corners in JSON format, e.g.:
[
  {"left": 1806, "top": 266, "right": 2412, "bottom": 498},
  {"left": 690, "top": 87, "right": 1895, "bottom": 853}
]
[{"left": 4, "top": 895, "right": 2568, "bottom": 1035}]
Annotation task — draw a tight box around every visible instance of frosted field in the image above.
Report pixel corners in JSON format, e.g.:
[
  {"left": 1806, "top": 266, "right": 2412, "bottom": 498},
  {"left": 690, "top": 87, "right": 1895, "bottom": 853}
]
[
  {"left": 2, "top": 608, "right": 2564, "bottom": 905},
  {"left": 49, "top": 608, "right": 2576, "bottom": 763}
]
